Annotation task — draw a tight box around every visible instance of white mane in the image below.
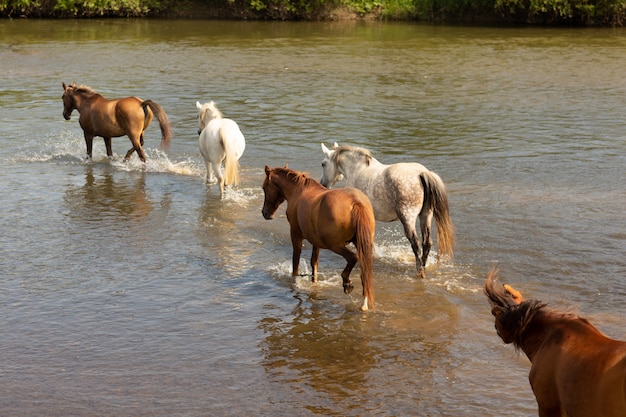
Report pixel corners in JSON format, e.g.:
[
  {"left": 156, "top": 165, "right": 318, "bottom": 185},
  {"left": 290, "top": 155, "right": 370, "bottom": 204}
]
[
  {"left": 333, "top": 145, "right": 372, "bottom": 164},
  {"left": 196, "top": 101, "right": 223, "bottom": 128}
]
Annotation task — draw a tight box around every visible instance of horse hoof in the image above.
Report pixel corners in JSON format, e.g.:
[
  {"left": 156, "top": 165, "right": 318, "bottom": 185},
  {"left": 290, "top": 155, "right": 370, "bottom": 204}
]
[
  {"left": 343, "top": 284, "right": 354, "bottom": 295},
  {"left": 418, "top": 269, "right": 426, "bottom": 279}
]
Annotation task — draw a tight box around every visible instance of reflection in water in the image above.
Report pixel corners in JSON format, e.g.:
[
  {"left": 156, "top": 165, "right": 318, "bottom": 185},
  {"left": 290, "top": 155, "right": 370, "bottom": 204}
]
[
  {"left": 196, "top": 189, "right": 259, "bottom": 277},
  {"left": 64, "top": 165, "right": 154, "bottom": 222},
  {"left": 258, "top": 286, "right": 459, "bottom": 414},
  {"left": 262, "top": 298, "right": 376, "bottom": 392}
]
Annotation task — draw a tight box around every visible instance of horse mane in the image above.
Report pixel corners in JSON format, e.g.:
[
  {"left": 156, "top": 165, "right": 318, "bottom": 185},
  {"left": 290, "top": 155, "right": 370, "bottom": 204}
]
[
  {"left": 274, "top": 166, "right": 316, "bottom": 187},
  {"left": 500, "top": 301, "right": 550, "bottom": 351},
  {"left": 485, "top": 267, "right": 590, "bottom": 351},
  {"left": 207, "top": 101, "right": 223, "bottom": 119},
  {"left": 332, "top": 145, "right": 372, "bottom": 165},
  {"left": 485, "top": 268, "right": 547, "bottom": 350},
  {"left": 72, "top": 84, "right": 99, "bottom": 95}
]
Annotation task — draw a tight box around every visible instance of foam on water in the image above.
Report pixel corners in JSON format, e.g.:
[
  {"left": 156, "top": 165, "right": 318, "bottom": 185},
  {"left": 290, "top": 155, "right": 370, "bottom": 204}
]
[{"left": 13, "top": 133, "right": 204, "bottom": 179}]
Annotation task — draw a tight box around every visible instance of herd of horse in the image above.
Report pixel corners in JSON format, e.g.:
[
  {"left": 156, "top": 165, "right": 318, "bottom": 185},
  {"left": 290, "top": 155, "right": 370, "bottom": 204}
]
[{"left": 61, "top": 83, "right": 626, "bottom": 415}]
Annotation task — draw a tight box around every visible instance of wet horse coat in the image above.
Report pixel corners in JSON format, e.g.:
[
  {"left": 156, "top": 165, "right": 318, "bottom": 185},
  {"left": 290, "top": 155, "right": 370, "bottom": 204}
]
[
  {"left": 485, "top": 267, "right": 626, "bottom": 417},
  {"left": 262, "top": 166, "right": 376, "bottom": 311},
  {"left": 62, "top": 82, "right": 172, "bottom": 162}
]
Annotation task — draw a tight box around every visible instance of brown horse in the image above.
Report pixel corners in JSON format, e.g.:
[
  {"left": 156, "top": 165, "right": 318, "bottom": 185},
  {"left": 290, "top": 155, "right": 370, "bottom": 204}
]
[
  {"left": 62, "top": 82, "right": 172, "bottom": 162},
  {"left": 262, "top": 166, "right": 376, "bottom": 311},
  {"left": 485, "top": 267, "right": 626, "bottom": 417}
]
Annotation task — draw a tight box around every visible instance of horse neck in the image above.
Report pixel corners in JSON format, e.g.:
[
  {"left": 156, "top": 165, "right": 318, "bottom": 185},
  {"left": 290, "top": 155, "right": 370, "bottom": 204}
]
[
  {"left": 520, "top": 311, "right": 604, "bottom": 362},
  {"left": 344, "top": 154, "right": 382, "bottom": 173},
  {"left": 275, "top": 173, "right": 322, "bottom": 202},
  {"left": 74, "top": 92, "right": 102, "bottom": 111}
]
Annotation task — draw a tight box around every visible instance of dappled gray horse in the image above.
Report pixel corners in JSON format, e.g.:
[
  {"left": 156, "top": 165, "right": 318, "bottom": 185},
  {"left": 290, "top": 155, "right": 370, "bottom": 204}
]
[{"left": 320, "top": 143, "right": 454, "bottom": 278}]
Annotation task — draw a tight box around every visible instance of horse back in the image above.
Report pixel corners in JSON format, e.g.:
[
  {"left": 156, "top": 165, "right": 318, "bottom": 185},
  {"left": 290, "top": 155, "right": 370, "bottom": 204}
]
[
  {"left": 354, "top": 162, "right": 427, "bottom": 221},
  {"left": 295, "top": 187, "right": 371, "bottom": 248},
  {"left": 80, "top": 95, "right": 145, "bottom": 136},
  {"left": 219, "top": 118, "right": 246, "bottom": 156},
  {"left": 116, "top": 96, "right": 150, "bottom": 127},
  {"left": 530, "top": 322, "right": 626, "bottom": 416}
]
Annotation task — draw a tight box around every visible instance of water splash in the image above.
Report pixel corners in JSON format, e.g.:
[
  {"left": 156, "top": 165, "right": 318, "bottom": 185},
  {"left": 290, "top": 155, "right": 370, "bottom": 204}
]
[{"left": 13, "top": 134, "right": 204, "bottom": 179}]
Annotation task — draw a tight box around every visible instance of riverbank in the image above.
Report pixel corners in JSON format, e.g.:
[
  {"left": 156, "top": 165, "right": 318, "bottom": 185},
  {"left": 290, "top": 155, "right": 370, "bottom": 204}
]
[{"left": 1, "top": 0, "right": 624, "bottom": 25}]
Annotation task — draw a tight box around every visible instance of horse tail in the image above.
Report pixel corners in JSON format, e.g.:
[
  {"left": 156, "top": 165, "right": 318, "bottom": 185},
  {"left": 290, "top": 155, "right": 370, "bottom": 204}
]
[
  {"left": 142, "top": 100, "right": 173, "bottom": 149},
  {"left": 353, "top": 201, "right": 375, "bottom": 309},
  {"left": 420, "top": 171, "right": 455, "bottom": 262},
  {"left": 221, "top": 130, "right": 240, "bottom": 187}
]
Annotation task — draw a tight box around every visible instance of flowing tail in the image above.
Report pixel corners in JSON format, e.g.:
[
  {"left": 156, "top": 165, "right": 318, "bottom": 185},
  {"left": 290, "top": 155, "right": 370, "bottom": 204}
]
[
  {"left": 352, "top": 201, "right": 376, "bottom": 310},
  {"left": 221, "top": 130, "right": 240, "bottom": 187},
  {"left": 142, "top": 100, "right": 173, "bottom": 148},
  {"left": 420, "top": 171, "right": 455, "bottom": 262}
]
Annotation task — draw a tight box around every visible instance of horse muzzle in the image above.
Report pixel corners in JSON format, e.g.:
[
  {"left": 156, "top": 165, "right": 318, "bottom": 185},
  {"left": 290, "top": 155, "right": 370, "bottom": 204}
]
[
  {"left": 262, "top": 209, "right": 274, "bottom": 220},
  {"left": 63, "top": 112, "right": 71, "bottom": 120}
]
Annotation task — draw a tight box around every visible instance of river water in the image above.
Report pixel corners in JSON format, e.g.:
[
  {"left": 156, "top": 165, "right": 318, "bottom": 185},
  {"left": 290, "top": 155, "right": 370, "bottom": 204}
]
[{"left": 1, "top": 19, "right": 625, "bottom": 416}]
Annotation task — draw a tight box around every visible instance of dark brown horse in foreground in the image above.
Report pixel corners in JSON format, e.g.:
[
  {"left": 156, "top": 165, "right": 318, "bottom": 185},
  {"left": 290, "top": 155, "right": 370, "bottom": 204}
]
[
  {"left": 62, "top": 82, "right": 172, "bottom": 162},
  {"left": 485, "top": 267, "right": 626, "bottom": 417},
  {"left": 262, "top": 166, "right": 376, "bottom": 311}
]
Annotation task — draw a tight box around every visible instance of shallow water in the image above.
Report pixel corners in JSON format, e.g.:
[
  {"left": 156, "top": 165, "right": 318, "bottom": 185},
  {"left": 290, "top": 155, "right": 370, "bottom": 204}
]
[{"left": 1, "top": 19, "right": 625, "bottom": 416}]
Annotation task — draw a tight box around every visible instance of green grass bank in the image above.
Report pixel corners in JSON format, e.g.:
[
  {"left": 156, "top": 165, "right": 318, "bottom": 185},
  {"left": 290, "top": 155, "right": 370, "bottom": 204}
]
[{"left": 1, "top": 0, "right": 624, "bottom": 25}]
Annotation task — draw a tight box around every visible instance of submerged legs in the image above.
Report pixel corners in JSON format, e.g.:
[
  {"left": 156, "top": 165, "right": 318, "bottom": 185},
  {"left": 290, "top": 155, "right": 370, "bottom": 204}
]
[
  {"left": 103, "top": 137, "right": 113, "bottom": 158},
  {"left": 310, "top": 246, "right": 320, "bottom": 282},
  {"left": 337, "top": 246, "right": 358, "bottom": 295},
  {"left": 398, "top": 210, "right": 426, "bottom": 278}
]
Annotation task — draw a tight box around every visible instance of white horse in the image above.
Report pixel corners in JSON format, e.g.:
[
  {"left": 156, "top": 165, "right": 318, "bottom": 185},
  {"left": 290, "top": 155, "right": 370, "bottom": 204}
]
[
  {"left": 196, "top": 101, "right": 246, "bottom": 197},
  {"left": 320, "top": 143, "right": 455, "bottom": 278}
]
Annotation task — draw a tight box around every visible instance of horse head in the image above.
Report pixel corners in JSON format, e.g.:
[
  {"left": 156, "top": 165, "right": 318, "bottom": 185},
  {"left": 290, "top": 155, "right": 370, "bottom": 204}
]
[
  {"left": 62, "top": 82, "right": 78, "bottom": 120},
  {"left": 320, "top": 142, "right": 344, "bottom": 188},
  {"left": 485, "top": 267, "right": 529, "bottom": 345},
  {"left": 261, "top": 166, "right": 286, "bottom": 220},
  {"left": 196, "top": 101, "right": 223, "bottom": 134}
]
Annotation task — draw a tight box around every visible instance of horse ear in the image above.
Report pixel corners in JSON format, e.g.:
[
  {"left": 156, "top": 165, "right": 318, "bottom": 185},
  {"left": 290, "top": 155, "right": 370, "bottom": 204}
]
[
  {"left": 365, "top": 155, "right": 372, "bottom": 166},
  {"left": 333, "top": 142, "right": 339, "bottom": 149},
  {"left": 321, "top": 143, "right": 331, "bottom": 156},
  {"left": 62, "top": 82, "right": 67, "bottom": 90},
  {"left": 71, "top": 81, "right": 77, "bottom": 87},
  {"left": 504, "top": 284, "right": 524, "bottom": 304},
  {"left": 284, "top": 163, "right": 288, "bottom": 169},
  {"left": 196, "top": 101, "right": 202, "bottom": 109},
  {"left": 265, "top": 165, "right": 271, "bottom": 176}
]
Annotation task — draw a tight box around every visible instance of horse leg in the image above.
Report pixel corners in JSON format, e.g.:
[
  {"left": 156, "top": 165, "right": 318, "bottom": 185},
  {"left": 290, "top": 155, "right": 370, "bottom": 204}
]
[
  {"left": 398, "top": 210, "right": 425, "bottom": 278},
  {"left": 125, "top": 132, "right": 146, "bottom": 162},
  {"left": 336, "top": 246, "right": 358, "bottom": 294},
  {"left": 216, "top": 164, "right": 225, "bottom": 197},
  {"left": 103, "top": 137, "right": 113, "bottom": 158},
  {"left": 310, "top": 246, "right": 320, "bottom": 283},
  {"left": 419, "top": 209, "right": 434, "bottom": 267},
  {"left": 84, "top": 133, "right": 94, "bottom": 160},
  {"left": 206, "top": 162, "right": 217, "bottom": 184},
  {"left": 291, "top": 235, "right": 304, "bottom": 277}
]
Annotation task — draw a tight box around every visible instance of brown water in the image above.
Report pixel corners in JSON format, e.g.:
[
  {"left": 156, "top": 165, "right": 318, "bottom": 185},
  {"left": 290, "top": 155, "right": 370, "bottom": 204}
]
[{"left": 1, "top": 19, "right": 625, "bottom": 416}]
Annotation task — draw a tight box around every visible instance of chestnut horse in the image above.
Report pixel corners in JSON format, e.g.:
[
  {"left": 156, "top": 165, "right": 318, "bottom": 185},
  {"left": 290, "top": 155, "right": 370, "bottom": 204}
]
[
  {"left": 485, "top": 267, "right": 626, "bottom": 417},
  {"left": 261, "top": 166, "right": 376, "bottom": 311},
  {"left": 62, "top": 82, "right": 172, "bottom": 162}
]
